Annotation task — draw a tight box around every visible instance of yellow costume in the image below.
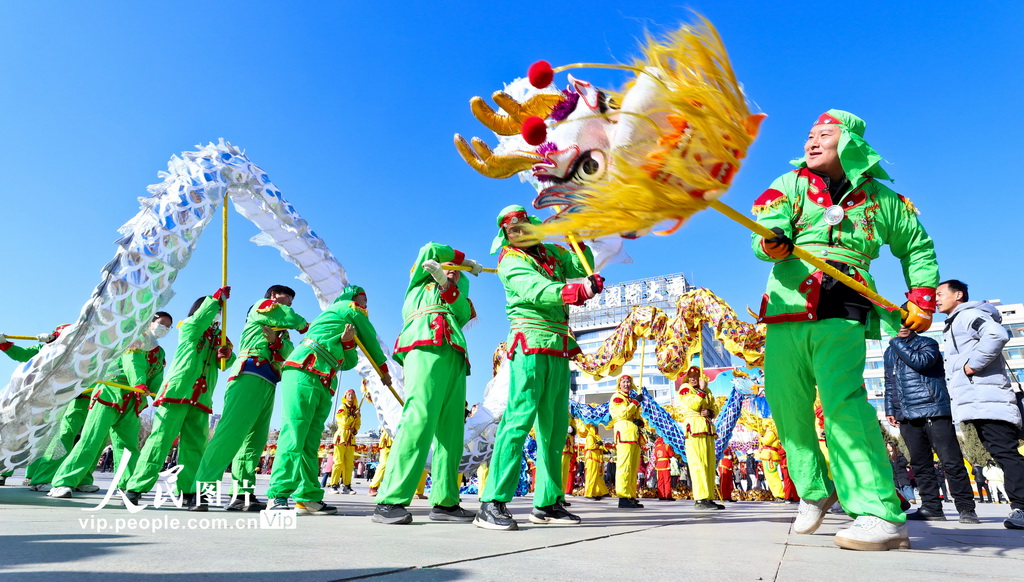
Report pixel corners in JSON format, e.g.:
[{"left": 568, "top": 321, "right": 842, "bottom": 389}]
[
  {"left": 330, "top": 391, "right": 360, "bottom": 491},
  {"left": 739, "top": 412, "right": 786, "bottom": 500},
  {"left": 579, "top": 423, "right": 609, "bottom": 499},
  {"left": 369, "top": 430, "right": 392, "bottom": 492},
  {"left": 670, "top": 376, "right": 720, "bottom": 502},
  {"left": 609, "top": 375, "right": 643, "bottom": 503}
]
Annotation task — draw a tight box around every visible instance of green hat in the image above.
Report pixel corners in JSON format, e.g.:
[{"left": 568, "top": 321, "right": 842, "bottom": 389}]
[
  {"left": 490, "top": 204, "right": 541, "bottom": 255},
  {"left": 335, "top": 285, "right": 366, "bottom": 303},
  {"left": 790, "top": 109, "right": 892, "bottom": 183}
]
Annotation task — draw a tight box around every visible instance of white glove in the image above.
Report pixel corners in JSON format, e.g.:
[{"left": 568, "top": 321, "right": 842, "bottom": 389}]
[
  {"left": 422, "top": 260, "right": 447, "bottom": 286},
  {"left": 36, "top": 333, "right": 56, "bottom": 343},
  {"left": 463, "top": 259, "right": 484, "bottom": 276},
  {"left": 0, "top": 333, "right": 7, "bottom": 343}
]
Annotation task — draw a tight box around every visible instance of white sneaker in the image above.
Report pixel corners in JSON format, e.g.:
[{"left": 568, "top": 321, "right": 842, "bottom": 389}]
[
  {"left": 48, "top": 486, "right": 74, "bottom": 499},
  {"left": 793, "top": 491, "right": 839, "bottom": 535},
  {"left": 30, "top": 483, "right": 53, "bottom": 492},
  {"left": 834, "top": 516, "right": 910, "bottom": 551},
  {"left": 75, "top": 484, "right": 100, "bottom": 493}
]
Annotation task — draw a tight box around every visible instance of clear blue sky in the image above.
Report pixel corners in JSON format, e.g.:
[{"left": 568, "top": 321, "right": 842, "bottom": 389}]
[{"left": 1, "top": 2, "right": 1021, "bottom": 432}]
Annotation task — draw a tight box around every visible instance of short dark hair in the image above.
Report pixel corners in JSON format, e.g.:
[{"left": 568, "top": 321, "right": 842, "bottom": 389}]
[
  {"left": 153, "top": 311, "right": 173, "bottom": 324},
  {"left": 188, "top": 297, "right": 208, "bottom": 317},
  {"left": 939, "top": 279, "right": 969, "bottom": 302},
  {"left": 264, "top": 285, "right": 296, "bottom": 299}
]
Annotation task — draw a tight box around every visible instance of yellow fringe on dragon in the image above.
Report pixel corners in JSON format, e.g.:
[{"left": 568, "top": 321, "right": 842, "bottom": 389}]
[{"left": 573, "top": 288, "right": 766, "bottom": 379}]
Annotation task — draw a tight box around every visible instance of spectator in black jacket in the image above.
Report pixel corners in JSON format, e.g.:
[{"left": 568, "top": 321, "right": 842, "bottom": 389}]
[
  {"left": 973, "top": 463, "right": 992, "bottom": 503},
  {"left": 884, "top": 324, "right": 978, "bottom": 524}
]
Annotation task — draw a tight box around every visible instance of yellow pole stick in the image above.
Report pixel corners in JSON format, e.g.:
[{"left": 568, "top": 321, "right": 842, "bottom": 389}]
[
  {"left": 352, "top": 335, "right": 405, "bottom": 406},
  {"left": 637, "top": 337, "right": 646, "bottom": 390},
  {"left": 552, "top": 205, "right": 594, "bottom": 277},
  {"left": 220, "top": 192, "right": 229, "bottom": 371},
  {"left": 441, "top": 265, "right": 498, "bottom": 274},
  {"left": 97, "top": 380, "right": 155, "bottom": 397},
  {"left": 707, "top": 199, "right": 904, "bottom": 315},
  {"left": 4, "top": 335, "right": 40, "bottom": 341}
]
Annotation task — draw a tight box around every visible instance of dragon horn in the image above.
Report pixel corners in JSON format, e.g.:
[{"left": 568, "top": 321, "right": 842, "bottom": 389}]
[
  {"left": 470, "top": 92, "right": 564, "bottom": 136},
  {"left": 453, "top": 134, "right": 537, "bottom": 179}
]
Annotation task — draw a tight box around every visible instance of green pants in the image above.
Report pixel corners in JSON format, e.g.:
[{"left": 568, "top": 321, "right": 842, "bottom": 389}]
[
  {"left": 25, "top": 398, "right": 92, "bottom": 486},
  {"left": 195, "top": 374, "right": 275, "bottom": 495},
  {"left": 126, "top": 402, "right": 210, "bottom": 494},
  {"left": 764, "top": 320, "right": 903, "bottom": 523},
  {"left": 378, "top": 345, "right": 467, "bottom": 507},
  {"left": 53, "top": 403, "right": 141, "bottom": 490},
  {"left": 482, "top": 351, "right": 569, "bottom": 508},
  {"left": 266, "top": 369, "right": 334, "bottom": 503}
]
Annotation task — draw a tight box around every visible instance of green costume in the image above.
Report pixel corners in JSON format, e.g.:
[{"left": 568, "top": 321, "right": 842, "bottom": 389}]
[
  {"left": 0, "top": 340, "right": 94, "bottom": 485},
  {"left": 52, "top": 345, "right": 166, "bottom": 490},
  {"left": 751, "top": 110, "right": 938, "bottom": 523},
  {"left": 267, "top": 286, "right": 386, "bottom": 504},
  {"left": 481, "top": 206, "right": 594, "bottom": 508},
  {"left": 194, "top": 298, "right": 307, "bottom": 496},
  {"left": 377, "top": 243, "right": 474, "bottom": 507},
  {"left": 126, "top": 296, "right": 236, "bottom": 495}
]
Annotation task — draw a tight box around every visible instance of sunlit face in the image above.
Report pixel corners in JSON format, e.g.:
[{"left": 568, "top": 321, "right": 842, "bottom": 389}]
[
  {"left": 344, "top": 391, "right": 355, "bottom": 404},
  {"left": 353, "top": 293, "right": 368, "bottom": 309},
  {"left": 271, "top": 291, "right": 294, "bottom": 306},
  {"left": 897, "top": 326, "right": 912, "bottom": 338},
  {"left": 935, "top": 283, "right": 963, "bottom": 315},
  {"left": 618, "top": 375, "right": 633, "bottom": 392},
  {"left": 442, "top": 262, "right": 461, "bottom": 285},
  {"left": 804, "top": 124, "right": 843, "bottom": 179}
]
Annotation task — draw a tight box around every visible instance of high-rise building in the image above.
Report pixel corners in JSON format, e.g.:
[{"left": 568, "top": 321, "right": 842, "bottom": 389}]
[
  {"left": 863, "top": 300, "right": 1024, "bottom": 414},
  {"left": 569, "top": 273, "right": 732, "bottom": 408}
]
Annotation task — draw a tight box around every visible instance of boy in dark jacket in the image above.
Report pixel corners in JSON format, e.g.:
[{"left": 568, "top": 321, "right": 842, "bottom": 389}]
[{"left": 884, "top": 324, "right": 978, "bottom": 524}]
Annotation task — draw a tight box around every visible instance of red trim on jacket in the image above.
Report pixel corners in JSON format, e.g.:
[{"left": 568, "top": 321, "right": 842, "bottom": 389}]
[
  {"left": 439, "top": 283, "right": 460, "bottom": 305},
  {"left": 506, "top": 331, "right": 580, "bottom": 360},
  {"left": 451, "top": 249, "right": 466, "bottom": 265},
  {"left": 0, "top": 342, "right": 12, "bottom": 351},
  {"left": 752, "top": 188, "right": 785, "bottom": 209},
  {"left": 155, "top": 374, "right": 214, "bottom": 413},
  {"left": 758, "top": 271, "right": 824, "bottom": 324},
  {"left": 906, "top": 287, "right": 937, "bottom": 312}
]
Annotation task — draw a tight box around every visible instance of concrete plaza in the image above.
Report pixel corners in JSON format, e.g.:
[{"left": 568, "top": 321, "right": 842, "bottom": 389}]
[{"left": 1, "top": 471, "right": 1021, "bottom": 581}]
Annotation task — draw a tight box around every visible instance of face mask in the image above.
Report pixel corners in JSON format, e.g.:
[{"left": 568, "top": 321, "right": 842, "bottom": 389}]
[{"left": 150, "top": 322, "right": 171, "bottom": 339}]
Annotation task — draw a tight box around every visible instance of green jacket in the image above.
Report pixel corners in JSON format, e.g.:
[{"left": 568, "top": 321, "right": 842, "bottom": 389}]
[
  {"left": 498, "top": 243, "right": 593, "bottom": 358},
  {"left": 230, "top": 299, "right": 308, "bottom": 385},
  {"left": 92, "top": 346, "right": 166, "bottom": 415},
  {"left": 155, "top": 296, "right": 237, "bottom": 413},
  {"left": 0, "top": 342, "right": 42, "bottom": 362},
  {"left": 751, "top": 168, "right": 939, "bottom": 338},
  {"left": 284, "top": 285, "right": 385, "bottom": 394},
  {"left": 393, "top": 243, "right": 474, "bottom": 370}
]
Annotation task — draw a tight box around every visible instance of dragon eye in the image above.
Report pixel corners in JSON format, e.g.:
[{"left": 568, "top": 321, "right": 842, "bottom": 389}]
[{"left": 573, "top": 150, "right": 607, "bottom": 183}]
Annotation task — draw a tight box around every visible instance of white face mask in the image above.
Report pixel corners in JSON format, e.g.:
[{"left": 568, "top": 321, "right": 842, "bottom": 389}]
[{"left": 150, "top": 322, "right": 171, "bottom": 339}]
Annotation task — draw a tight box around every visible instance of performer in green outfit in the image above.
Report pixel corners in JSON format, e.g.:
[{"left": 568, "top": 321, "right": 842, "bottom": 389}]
[
  {"left": 474, "top": 205, "right": 603, "bottom": 531},
  {"left": 373, "top": 242, "right": 483, "bottom": 525},
  {"left": 0, "top": 326, "right": 91, "bottom": 491},
  {"left": 123, "top": 288, "right": 235, "bottom": 506},
  {"left": 751, "top": 110, "right": 938, "bottom": 551},
  {"left": 49, "top": 313, "right": 173, "bottom": 498},
  {"left": 191, "top": 285, "right": 308, "bottom": 511},
  {"left": 267, "top": 285, "right": 390, "bottom": 516}
]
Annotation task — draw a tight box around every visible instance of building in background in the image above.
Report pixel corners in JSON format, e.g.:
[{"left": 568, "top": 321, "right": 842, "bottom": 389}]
[
  {"left": 863, "top": 300, "right": 1024, "bottom": 414},
  {"left": 569, "top": 273, "right": 732, "bottom": 408}
]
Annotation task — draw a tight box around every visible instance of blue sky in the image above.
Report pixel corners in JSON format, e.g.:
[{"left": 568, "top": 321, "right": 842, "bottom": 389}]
[{"left": 1, "top": 2, "right": 1021, "bottom": 432}]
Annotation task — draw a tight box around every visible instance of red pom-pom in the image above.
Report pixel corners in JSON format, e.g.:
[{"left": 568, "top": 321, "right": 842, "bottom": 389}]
[
  {"left": 521, "top": 116, "right": 547, "bottom": 146},
  {"left": 528, "top": 60, "right": 554, "bottom": 88}
]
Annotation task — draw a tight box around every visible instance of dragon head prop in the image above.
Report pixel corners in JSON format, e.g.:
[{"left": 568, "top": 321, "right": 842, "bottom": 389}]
[{"left": 454, "top": 15, "right": 765, "bottom": 241}]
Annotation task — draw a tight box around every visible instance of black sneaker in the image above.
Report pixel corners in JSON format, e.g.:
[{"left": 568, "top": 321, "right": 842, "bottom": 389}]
[
  {"left": 694, "top": 499, "right": 725, "bottom": 511},
  {"left": 958, "top": 510, "right": 980, "bottom": 524},
  {"left": 618, "top": 497, "right": 644, "bottom": 509},
  {"left": 429, "top": 504, "right": 475, "bottom": 522},
  {"left": 906, "top": 507, "right": 947, "bottom": 521},
  {"left": 473, "top": 501, "right": 518, "bottom": 531},
  {"left": 188, "top": 494, "right": 209, "bottom": 512},
  {"left": 530, "top": 503, "right": 581, "bottom": 525},
  {"left": 373, "top": 504, "right": 413, "bottom": 524},
  {"left": 245, "top": 497, "right": 267, "bottom": 512},
  {"left": 122, "top": 490, "right": 143, "bottom": 507},
  {"left": 182, "top": 493, "right": 196, "bottom": 508}
]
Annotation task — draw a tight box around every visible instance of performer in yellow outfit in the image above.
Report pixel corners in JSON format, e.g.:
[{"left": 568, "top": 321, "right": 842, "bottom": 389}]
[
  {"left": 759, "top": 421, "right": 787, "bottom": 502},
  {"left": 672, "top": 367, "right": 723, "bottom": 510},
  {"left": 330, "top": 389, "right": 360, "bottom": 495},
  {"left": 368, "top": 430, "right": 392, "bottom": 495},
  {"left": 578, "top": 422, "right": 609, "bottom": 500},
  {"left": 610, "top": 375, "right": 644, "bottom": 509}
]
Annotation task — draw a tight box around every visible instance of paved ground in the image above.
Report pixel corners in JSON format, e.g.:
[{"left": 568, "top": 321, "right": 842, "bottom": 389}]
[{"left": 1, "top": 470, "right": 1022, "bottom": 581}]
